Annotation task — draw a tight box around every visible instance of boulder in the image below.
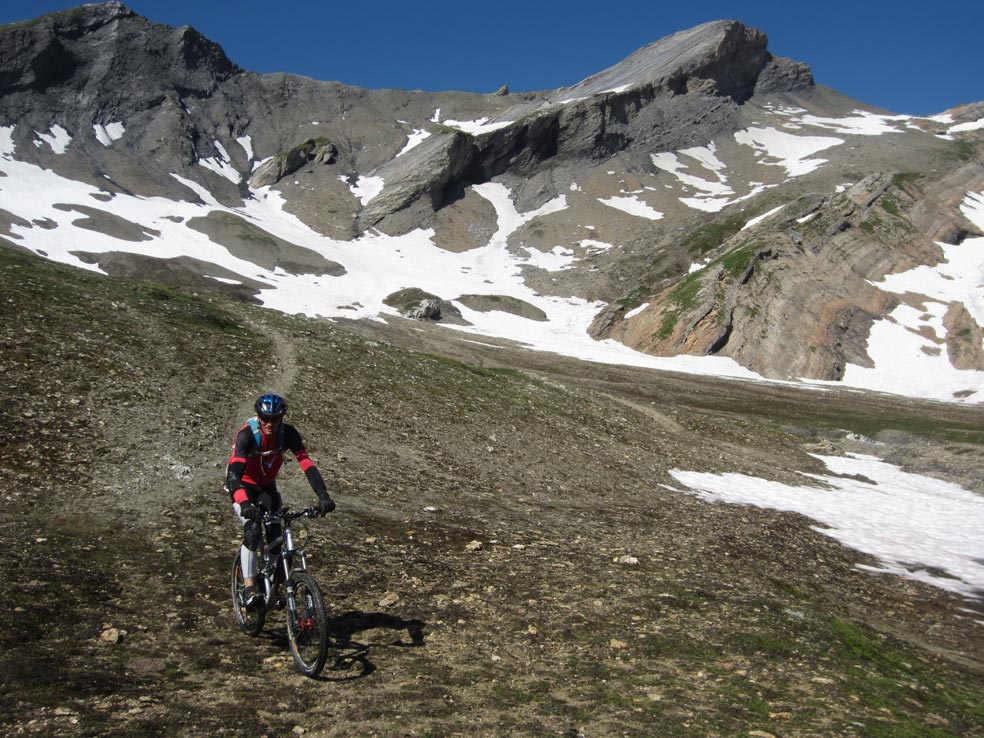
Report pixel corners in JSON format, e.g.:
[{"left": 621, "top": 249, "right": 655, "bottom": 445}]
[{"left": 249, "top": 138, "right": 337, "bottom": 188}]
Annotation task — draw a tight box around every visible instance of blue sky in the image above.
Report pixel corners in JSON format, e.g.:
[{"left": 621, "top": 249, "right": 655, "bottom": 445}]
[{"left": 3, "top": 0, "right": 981, "bottom": 116}]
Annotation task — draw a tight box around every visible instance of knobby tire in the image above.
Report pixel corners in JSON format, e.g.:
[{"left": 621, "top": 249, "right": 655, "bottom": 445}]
[
  {"left": 231, "top": 553, "right": 265, "bottom": 636},
  {"left": 286, "top": 572, "right": 329, "bottom": 677}
]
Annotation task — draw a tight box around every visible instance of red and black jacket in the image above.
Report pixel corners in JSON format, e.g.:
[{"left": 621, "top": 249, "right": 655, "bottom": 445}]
[{"left": 226, "top": 422, "right": 327, "bottom": 505}]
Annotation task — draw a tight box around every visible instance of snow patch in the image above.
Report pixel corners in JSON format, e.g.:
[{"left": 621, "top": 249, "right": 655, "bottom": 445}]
[
  {"left": 949, "top": 117, "right": 984, "bottom": 134},
  {"left": 599, "top": 195, "right": 663, "bottom": 220},
  {"left": 198, "top": 141, "right": 240, "bottom": 184},
  {"left": 651, "top": 150, "right": 732, "bottom": 195},
  {"left": 579, "top": 239, "right": 613, "bottom": 255},
  {"left": 742, "top": 204, "right": 785, "bottom": 230},
  {"left": 521, "top": 245, "right": 577, "bottom": 272},
  {"left": 0, "top": 125, "right": 15, "bottom": 156},
  {"left": 671, "top": 453, "right": 984, "bottom": 599},
  {"left": 34, "top": 125, "right": 72, "bottom": 154},
  {"left": 797, "top": 110, "right": 912, "bottom": 136},
  {"left": 93, "top": 122, "right": 125, "bottom": 147},
  {"left": 397, "top": 128, "right": 432, "bottom": 157},
  {"left": 348, "top": 175, "right": 385, "bottom": 205},
  {"left": 734, "top": 127, "right": 844, "bottom": 177},
  {"left": 237, "top": 135, "right": 254, "bottom": 160},
  {"left": 442, "top": 117, "right": 514, "bottom": 135}
]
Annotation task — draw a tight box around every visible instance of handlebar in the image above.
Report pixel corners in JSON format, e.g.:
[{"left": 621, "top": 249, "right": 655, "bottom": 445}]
[{"left": 262, "top": 506, "right": 323, "bottom": 525}]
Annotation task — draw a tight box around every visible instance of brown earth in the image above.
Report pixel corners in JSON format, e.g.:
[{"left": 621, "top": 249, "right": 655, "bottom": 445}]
[{"left": 1, "top": 246, "right": 983, "bottom": 738}]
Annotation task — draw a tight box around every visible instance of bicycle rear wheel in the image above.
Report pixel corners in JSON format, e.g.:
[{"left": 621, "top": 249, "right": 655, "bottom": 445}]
[
  {"left": 286, "top": 572, "right": 329, "bottom": 677},
  {"left": 231, "top": 553, "right": 265, "bottom": 636}
]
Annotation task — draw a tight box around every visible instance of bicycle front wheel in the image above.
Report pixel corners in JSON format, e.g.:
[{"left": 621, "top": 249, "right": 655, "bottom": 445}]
[
  {"left": 231, "top": 552, "right": 265, "bottom": 636},
  {"left": 286, "top": 572, "right": 329, "bottom": 677}
]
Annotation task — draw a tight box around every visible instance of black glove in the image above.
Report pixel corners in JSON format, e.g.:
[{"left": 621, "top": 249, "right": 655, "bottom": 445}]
[
  {"left": 240, "top": 501, "right": 260, "bottom": 521},
  {"left": 316, "top": 496, "right": 336, "bottom": 516}
]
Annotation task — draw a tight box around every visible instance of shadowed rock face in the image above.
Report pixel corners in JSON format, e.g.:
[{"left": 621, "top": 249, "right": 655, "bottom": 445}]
[
  {"left": 2, "top": 4, "right": 982, "bottom": 385},
  {"left": 1, "top": 2, "right": 239, "bottom": 116}
]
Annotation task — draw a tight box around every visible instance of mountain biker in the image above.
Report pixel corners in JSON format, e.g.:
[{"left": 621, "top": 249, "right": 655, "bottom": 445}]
[{"left": 227, "top": 393, "right": 335, "bottom": 607}]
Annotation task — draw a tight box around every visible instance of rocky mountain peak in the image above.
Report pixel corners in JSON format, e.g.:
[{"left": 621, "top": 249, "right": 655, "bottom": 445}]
[
  {"left": 553, "top": 20, "right": 812, "bottom": 103},
  {"left": 0, "top": 1, "right": 240, "bottom": 126}
]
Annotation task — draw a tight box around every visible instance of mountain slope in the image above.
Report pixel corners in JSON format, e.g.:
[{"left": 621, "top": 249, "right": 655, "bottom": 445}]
[
  {"left": 1, "top": 245, "right": 983, "bottom": 737},
  {"left": 1, "top": 2, "right": 983, "bottom": 403}
]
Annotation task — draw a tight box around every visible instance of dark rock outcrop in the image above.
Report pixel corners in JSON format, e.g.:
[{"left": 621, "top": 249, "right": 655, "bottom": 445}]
[
  {"left": 249, "top": 137, "right": 337, "bottom": 188},
  {"left": 0, "top": 2, "right": 240, "bottom": 122}
]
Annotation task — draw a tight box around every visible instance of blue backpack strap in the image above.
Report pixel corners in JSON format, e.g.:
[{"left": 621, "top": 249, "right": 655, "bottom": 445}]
[
  {"left": 247, "top": 417, "right": 263, "bottom": 451},
  {"left": 246, "top": 416, "right": 285, "bottom": 456}
]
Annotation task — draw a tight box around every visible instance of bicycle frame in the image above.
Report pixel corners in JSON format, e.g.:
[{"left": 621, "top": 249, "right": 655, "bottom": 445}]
[
  {"left": 231, "top": 504, "right": 331, "bottom": 676},
  {"left": 256, "top": 507, "right": 314, "bottom": 611}
]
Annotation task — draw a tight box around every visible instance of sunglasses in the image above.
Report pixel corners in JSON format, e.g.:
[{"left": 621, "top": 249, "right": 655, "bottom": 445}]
[{"left": 257, "top": 413, "right": 283, "bottom": 423}]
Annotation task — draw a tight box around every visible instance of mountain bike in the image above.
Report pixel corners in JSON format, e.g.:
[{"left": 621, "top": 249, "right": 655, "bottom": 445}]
[{"left": 230, "top": 507, "right": 330, "bottom": 677}]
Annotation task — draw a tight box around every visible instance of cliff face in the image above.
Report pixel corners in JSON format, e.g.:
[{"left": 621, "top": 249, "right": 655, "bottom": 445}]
[
  {"left": 359, "top": 20, "right": 815, "bottom": 234},
  {"left": 2, "top": 3, "right": 982, "bottom": 390}
]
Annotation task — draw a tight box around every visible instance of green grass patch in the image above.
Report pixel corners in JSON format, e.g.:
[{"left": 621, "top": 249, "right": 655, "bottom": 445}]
[
  {"left": 946, "top": 139, "right": 978, "bottom": 163},
  {"left": 716, "top": 242, "right": 762, "bottom": 279},
  {"left": 821, "top": 616, "right": 984, "bottom": 736},
  {"left": 879, "top": 196, "right": 902, "bottom": 217},
  {"left": 892, "top": 172, "right": 923, "bottom": 189},
  {"left": 652, "top": 240, "right": 762, "bottom": 341},
  {"left": 653, "top": 273, "right": 703, "bottom": 341},
  {"left": 860, "top": 214, "right": 882, "bottom": 233},
  {"left": 615, "top": 285, "right": 651, "bottom": 310},
  {"left": 668, "top": 273, "right": 702, "bottom": 312},
  {"left": 840, "top": 415, "right": 984, "bottom": 445},
  {"left": 681, "top": 216, "right": 745, "bottom": 256},
  {"left": 651, "top": 313, "right": 674, "bottom": 343},
  {"left": 735, "top": 630, "right": 798, "bottom": 657},
  {"left": 829, "top": 617, "right": 907, "bottom": 671}
]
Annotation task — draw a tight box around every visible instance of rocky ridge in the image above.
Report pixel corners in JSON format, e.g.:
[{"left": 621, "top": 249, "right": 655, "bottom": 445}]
[
  {"left": 0, "top": 3, "right": 983, "bottom": 385},
  {"left": 599, "top": 161, "right": 984, "bottom": 380}
]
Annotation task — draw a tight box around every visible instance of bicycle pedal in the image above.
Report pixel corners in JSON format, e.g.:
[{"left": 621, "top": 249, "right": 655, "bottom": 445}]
[
  {"left": 274, "top": 598, "right": 287, "bottom": 610},
  {"left": 243, "top": 590, "right": 262, "bottom": 608}
]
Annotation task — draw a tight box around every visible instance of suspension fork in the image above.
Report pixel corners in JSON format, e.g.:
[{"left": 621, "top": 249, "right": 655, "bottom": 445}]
[
  {"left": 283, "top": 559, "right": 303, "bottom": 627},
  {"left": 281, "top": 525, "right": 299, "bottom": 620}
]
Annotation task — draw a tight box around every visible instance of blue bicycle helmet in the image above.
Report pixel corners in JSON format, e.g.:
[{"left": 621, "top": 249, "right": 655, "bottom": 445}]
[{"left": 255, "top": 393, "right": 288, "bottom": 418}]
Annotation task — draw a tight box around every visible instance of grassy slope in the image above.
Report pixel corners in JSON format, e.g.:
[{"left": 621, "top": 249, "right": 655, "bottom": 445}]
[{"left": 1, "top": 246, "right": 982, "bottom": 738}]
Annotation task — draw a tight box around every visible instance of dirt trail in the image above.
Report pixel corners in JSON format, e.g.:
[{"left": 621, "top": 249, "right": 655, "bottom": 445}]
[{"left": 221, "top": 316, "right": 300, "bottom": 439}]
